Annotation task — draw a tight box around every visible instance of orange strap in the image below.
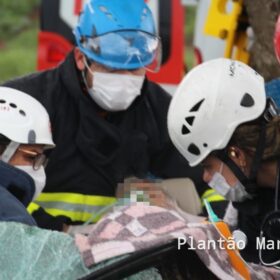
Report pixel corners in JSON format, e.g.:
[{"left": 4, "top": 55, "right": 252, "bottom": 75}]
[{"left": 215, "top": 221, "right": 251, "bottom": 280}]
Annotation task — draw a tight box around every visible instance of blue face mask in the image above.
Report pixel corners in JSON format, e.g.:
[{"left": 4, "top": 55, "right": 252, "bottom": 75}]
[
  {"left": 0, "top": 161, "right": 35, "bottom": 206},
  {"left": 208, "top": 163, "right": 252, "bottom": 202}
]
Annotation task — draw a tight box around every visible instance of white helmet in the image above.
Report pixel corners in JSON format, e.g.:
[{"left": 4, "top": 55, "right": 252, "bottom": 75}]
[
  {"left": 0, "top": 87, "right": 55, "bottom": 149},
  {"left": 168, "top": 58, "right": 266, "bottom": 167}
]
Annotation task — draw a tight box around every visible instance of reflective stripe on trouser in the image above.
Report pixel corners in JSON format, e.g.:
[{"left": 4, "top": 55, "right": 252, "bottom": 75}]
[
  {"left": 201, "top": 189, "right": 225, "bottom": 206},
  {"left": 27, "top": 193, "right": 117, "bottom": 223}
]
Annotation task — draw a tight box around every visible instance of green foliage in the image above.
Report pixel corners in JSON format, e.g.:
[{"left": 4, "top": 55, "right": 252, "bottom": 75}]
[
  {"left": 185, "top": 6, "right": 197, "bottom": 44},
  {"left": 184, "top": 6, "right": 197, "bottom": 72},
  {"left": 0, "top": 24, "right": 38, "bottom": 83},
  {"left": 0, "top": 0, "right": 39, "bottom": 82},
  {"left": 0, "top": 0, "right": 39, "bottom": 13},
  {"left": 0, "top": 2, "right": 197, "bottom": 82},
  {"left": 0, "top": 0, "right": 39, "bottom": 40}
]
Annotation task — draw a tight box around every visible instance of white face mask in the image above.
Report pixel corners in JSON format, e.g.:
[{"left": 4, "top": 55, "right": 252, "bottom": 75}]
[
  {"left": 208, "top": 163, "right": 252, "bottom": 202},
  {"left": 15, "top": 165, "right": 46, "bottom": 201},
  {"left": 83, "top": 61, "right": 145, "bottom": 111}
]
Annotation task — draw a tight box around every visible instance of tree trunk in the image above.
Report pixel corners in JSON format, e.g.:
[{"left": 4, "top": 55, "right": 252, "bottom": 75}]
[{"left": 243, "top": 0, "right": 280, "bottom": 81}]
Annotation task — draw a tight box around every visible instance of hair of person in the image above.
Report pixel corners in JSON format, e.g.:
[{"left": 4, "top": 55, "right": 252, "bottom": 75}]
[
  {"left": 228, "top": 115, "right": 280, "bottom": 161},
  {"left": 0, "top": 134, "right": 10, "bottom": 155}
]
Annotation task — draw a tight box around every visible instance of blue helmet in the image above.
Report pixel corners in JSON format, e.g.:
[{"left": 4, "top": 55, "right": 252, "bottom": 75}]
[{"left": 74, "top": 0, "right": 161, "bottom": 72}]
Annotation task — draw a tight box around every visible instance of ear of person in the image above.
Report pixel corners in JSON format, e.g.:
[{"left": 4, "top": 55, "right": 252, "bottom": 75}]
[
  {"left": 228, "top": 147, "right": 247, "bottom": 173},
  {"left": 230, "top": 149, "right": 237, "bottom": 158},
  {"left": 74, "top": 48, "right": 86, "bottom": 71},
  {"left": 228, "top": 147, "right": 238, "bottom": 159}
]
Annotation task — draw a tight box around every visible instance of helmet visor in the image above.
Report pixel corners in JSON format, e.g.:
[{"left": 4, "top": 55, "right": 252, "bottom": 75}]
[{"left": 82, "top": 30, "right": 162, "bottom": 72}]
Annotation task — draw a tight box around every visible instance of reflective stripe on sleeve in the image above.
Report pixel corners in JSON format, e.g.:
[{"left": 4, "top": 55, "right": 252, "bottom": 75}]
[{"left": 28, "top": 192, "right": 117, "bottom": 222}]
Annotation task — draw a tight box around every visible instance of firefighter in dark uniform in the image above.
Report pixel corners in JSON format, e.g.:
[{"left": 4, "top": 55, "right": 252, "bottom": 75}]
[{"left": 3, "top": 0, "right": 224, "bottom": 231}]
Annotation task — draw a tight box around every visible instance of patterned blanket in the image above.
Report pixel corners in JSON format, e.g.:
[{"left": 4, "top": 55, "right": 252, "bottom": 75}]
[{"left": 75, "top": 203, "right": 280, "bottom": 279}]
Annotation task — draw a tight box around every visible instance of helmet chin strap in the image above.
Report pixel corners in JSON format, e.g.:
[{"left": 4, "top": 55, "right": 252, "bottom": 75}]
[
  {"left": 248, "top": 120, "right": 267, "bottom": 180},
  {"left": 81, "top": 56, "right": 92, "bottom": 91},
  {"left": 215, "top": 120, "right": 267, "bottom": 196},
  {"left": 81, "top": 69, "right": 90, "bottom": 90},
  {"left": 274, "top": 159, "right": 280, "bottom": 211},
  {"left": 1, "top": 141, "right": 20, "bottom": 163}
]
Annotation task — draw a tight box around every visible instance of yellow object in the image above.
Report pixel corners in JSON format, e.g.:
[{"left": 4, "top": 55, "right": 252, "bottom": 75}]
[
  {"left": 201, "top": 188, "right": 225, "bottom": 206},
  {"left": 234, "top": 31, "right": 250, "bottom": 63},
  {"left": 27, "top": 202, "right": 40, "bottom": 213},
  {"left": 204, "top": 0, "right": 249, "bottom": 63}
]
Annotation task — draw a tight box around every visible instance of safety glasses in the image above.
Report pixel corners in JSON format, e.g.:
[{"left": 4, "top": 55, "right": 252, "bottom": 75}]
[
  {"left": 263, "top": 97, "right": 280, "bottom": 122},
  {"left": 17, "top": 148, "right": 48, "bottom": 170},
  {"left": 82, "top": 30, "right": 162, "bottom": 72}
]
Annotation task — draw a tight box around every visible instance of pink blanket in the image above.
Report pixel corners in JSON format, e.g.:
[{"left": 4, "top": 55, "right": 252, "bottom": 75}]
[{"left": 75, "top": 203, "right": 280, "bottom": 279}]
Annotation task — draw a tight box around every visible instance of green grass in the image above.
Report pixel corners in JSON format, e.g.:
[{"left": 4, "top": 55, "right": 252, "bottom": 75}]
[{"left": 0, "top": 23, "right": 38, "bottom": 83}]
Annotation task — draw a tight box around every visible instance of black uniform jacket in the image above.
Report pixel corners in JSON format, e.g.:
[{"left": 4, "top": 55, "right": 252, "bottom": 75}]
[
  {"left": 3, "top": 51, "right": 204, "bottom": 229},
  {"left": 234, "top": 188, "right": 279, "bottom": 263}
]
